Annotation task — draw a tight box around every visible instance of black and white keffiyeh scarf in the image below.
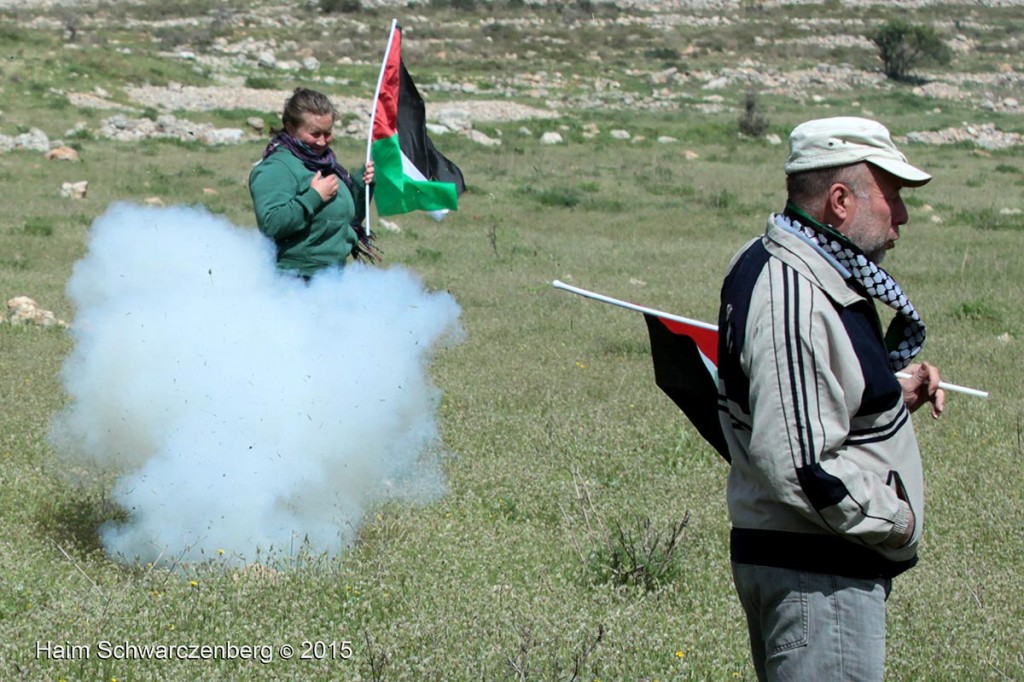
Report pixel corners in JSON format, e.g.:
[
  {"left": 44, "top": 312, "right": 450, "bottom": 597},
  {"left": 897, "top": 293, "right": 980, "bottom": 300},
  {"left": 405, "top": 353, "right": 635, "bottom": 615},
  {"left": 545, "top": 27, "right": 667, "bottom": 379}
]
[{"left": 776, "top": 207, "right": 926, "bottom": 371}]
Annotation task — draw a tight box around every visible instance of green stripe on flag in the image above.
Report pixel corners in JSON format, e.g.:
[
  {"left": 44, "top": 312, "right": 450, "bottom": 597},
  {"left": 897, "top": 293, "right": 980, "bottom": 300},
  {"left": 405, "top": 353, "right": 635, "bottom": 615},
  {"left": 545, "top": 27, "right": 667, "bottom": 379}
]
[{"left": 372, "top": 134, "right": 459, "bottom": 217}]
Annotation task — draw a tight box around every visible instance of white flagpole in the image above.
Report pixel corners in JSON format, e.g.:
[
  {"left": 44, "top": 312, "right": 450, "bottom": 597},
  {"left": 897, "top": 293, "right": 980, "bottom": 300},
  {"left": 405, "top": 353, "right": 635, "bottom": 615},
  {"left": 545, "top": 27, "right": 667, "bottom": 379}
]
[
  {"left": 552, "top": 279, "right": 717, "bottom": 331},
  {"left": 552, "top": 280, "right": 989, "bottom": 399},
  {"left": 365, "top": 18, "right": 399, "bottom": 238}
]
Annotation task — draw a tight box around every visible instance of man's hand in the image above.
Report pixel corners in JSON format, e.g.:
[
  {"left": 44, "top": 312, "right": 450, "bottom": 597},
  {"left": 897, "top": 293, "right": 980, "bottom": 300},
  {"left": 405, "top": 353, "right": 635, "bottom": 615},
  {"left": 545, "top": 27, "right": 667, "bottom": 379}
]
[{"left": 899, "top": 362, "right": 945, "bottom": 419}]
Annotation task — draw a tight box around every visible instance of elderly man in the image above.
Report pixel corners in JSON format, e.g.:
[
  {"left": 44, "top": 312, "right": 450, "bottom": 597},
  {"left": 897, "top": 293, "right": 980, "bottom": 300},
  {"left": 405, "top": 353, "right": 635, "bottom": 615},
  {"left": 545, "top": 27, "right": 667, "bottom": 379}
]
[{"left": 717, "top": 117, "right": 945, "bottom": 681}]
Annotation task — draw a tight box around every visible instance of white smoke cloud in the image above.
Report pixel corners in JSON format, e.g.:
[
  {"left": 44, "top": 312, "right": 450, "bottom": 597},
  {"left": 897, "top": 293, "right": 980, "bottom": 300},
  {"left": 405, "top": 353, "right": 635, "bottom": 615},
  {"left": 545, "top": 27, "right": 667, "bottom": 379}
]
[{"left": 49, "top": 203, "right": 462, "bottom": 566}]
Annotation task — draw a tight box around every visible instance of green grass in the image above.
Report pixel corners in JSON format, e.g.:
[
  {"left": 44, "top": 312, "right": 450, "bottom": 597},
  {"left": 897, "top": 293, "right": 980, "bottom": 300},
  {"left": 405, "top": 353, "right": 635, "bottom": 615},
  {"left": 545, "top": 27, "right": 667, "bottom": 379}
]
[{"left": 1, "top": 1, "right": 1023, "bottom": 680}]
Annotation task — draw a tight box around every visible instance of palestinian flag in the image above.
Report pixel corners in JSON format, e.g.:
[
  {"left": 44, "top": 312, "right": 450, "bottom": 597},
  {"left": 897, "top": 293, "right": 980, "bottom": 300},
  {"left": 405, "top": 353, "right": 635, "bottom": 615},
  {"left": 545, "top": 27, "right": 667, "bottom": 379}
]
[
  {"left": 643, "top": 314, "right": 730, "bottom": 462},
  {"left": 370, "top": 21, "right": 465, "bottom": 217}
]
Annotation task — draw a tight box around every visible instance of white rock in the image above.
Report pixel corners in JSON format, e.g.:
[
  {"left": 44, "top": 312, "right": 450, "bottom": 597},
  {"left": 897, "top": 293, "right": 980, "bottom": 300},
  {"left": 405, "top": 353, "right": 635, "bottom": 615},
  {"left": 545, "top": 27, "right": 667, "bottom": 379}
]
[
  {"left": 539, "top": 131, "right": 563, "bottom": 145},
  {"left": 468, "top": 130, "right": 501, "bottom": 147},
  {"left": 60, "top": 180, "right": 88, "bottom": 199}
]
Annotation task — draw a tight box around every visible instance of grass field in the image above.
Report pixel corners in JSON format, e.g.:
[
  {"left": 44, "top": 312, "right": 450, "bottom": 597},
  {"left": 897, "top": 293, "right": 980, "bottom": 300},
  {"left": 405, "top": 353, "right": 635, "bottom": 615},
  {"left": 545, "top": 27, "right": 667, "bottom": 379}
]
[{"left": 2, "top": 1, "right": 1023, "bottom": 680}]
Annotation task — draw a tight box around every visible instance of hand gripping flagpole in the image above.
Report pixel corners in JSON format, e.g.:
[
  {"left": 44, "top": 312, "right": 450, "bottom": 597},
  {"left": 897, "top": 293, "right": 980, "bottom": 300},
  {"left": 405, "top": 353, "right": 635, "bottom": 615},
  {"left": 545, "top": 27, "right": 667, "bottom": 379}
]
[
  {"left": 365, "top": 18, "right": 399, "bottom": 238},
  {"left": 552, "top": 280, "right": 989, "bottom": 399}
]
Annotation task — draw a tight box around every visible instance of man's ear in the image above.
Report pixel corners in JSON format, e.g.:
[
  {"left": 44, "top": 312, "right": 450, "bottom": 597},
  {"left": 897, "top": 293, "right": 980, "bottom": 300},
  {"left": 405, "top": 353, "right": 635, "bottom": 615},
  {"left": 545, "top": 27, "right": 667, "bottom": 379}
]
[{"left": 826, "top": 182, "right": 854, "bottom": 224}]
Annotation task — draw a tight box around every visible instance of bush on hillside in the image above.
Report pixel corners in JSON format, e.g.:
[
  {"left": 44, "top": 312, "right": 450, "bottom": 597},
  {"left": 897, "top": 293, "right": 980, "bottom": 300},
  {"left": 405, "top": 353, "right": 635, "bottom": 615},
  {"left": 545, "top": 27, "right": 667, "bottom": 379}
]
[
  {"left": 319, "top": 0, "right": 361, "bottom": 12},
  {"left": 738, "top": 91, "right": 770, "bottom": 138},
  {"left": 869, "top": 19, "right": 952, "bottom": 82}
]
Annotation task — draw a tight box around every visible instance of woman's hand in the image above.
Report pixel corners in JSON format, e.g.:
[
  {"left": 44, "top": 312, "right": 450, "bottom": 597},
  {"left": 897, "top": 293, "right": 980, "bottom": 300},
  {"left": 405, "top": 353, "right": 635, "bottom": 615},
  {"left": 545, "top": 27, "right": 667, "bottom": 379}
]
[
  {"left": 363, "top": 160, "right": 375, "bottom": 185},
  {"left": 311, "top": 170, "right": 339, "bottom": 201}
]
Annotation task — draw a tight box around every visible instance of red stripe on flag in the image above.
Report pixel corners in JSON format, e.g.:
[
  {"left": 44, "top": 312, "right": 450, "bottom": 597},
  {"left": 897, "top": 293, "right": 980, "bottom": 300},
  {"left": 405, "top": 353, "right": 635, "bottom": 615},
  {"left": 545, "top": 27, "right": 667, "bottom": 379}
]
[
  {"left": 657, "top": 317, "right": 719, "bottom": 366},
  {"left": 372, "top": 27, "right": 402, "bottom": 141}
]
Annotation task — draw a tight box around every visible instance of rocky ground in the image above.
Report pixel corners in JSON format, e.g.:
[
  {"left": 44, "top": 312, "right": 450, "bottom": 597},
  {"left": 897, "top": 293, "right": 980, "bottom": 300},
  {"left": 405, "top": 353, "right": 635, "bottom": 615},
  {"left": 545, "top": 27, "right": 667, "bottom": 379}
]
[{"left": 2, "top": 0, "right": 1023, "bottom": 148}]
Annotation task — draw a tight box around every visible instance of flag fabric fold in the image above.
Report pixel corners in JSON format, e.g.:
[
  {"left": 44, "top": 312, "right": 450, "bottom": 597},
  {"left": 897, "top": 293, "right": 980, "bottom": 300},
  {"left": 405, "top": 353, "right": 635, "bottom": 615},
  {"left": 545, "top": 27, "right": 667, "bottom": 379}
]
[
  {"left": 370, "top": 22, "right": 464, "bottom": 217},
  {"left": 643, "top": 314, "right": 730, "bottom": 462}
]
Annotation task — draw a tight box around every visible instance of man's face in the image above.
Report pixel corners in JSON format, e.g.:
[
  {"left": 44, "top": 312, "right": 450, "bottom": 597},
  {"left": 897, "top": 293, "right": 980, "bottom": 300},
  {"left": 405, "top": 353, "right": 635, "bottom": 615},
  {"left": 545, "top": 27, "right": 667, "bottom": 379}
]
[{"left": 840, "top": 165, "right": 910, "bottom": 264}]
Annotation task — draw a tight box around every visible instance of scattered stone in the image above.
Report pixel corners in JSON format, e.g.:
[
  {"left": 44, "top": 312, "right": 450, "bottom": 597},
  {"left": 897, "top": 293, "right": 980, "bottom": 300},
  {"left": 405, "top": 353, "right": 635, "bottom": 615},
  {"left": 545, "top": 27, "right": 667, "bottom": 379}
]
[
  {"left": 198, "top": 128, "right": 245, "bottom": 145},
  {"left": 906, "top": 122, "right": 1024, "bottom": 150},
  {"left": 467, "top": 130, "right": 501, "bottom": 146},
  {"left": 375, "top": 218, "right": 401, "bottom": 234},
  {"left": 46, "top": 146, "right": 79, "bottom": 161},
  {"left": 683, "top": 150, "right": 700, "bottom": 160},
  {"left": 60, "top": 180, "right": 88, "bottom": 199},
  {"left": 610, "top": 129, "right": 630, "bottom": 140},
  {"left": 5, "top": 296, "right": 68, "bottom": 328},
  {"left": 98, "top": 114, "right": 250, "bottom": 146},
  {"left": 435, "top": 109, "right": 473, "bottom": 133},
  {"left": 0, "top": 127, "right": 50, "bottom": 153},
  {"left": 539, "top": 131, "right": 563, "bottom": 145},
  {"left": 246, "top": 116, "right": 266, "bottom": 132},
  {"left": 144, "top": 197, "right": 164, "bottom": 206},
  {"left": 657, "top": 136, "right": 678, "bottom": 144}
]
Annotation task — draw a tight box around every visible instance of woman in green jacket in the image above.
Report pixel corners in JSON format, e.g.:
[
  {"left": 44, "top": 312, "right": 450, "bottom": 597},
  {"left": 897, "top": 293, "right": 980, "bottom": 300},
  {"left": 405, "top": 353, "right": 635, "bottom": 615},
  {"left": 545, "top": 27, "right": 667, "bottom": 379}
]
[{"left": 250, "top": 88, "right": 377, "bottom": 277}]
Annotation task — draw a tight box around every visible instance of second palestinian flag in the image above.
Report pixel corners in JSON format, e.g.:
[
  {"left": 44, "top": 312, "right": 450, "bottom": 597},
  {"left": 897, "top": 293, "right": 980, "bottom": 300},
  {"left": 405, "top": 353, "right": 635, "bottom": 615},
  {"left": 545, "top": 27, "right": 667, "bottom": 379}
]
[
  {"left": 644, "top": 314, "right": 730, "bottom": 462},
  {"left": 371, "top": 22, "right": 465, "bottom": 217}
]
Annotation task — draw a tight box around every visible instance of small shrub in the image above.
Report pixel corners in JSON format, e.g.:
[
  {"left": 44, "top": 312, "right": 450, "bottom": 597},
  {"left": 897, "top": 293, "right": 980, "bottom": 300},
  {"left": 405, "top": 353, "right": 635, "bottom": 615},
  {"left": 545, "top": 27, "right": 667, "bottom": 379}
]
[
  {"left": 954, "top": 300, "right": 1002, "bottom": 323},
  {"left": 563, "top": 469, "right": 691, "bottom": 593},
  {"left": 645, "top": 46, "right": 680, "bottom": 62},
  {"left": 430, "top": 0, "right": 477, "bottom": 9},
  {"left": 738, "top": 91, "right": 770, "bottom": 138},
  {"left": 65, "top": 127, "right": 94, "bottom": 141},
  {"left": 703, "top": 189, "right": 737, "bottom": 210},
  {"left": 518, "top": 185, "right": 582, "bottom": 209},
  {"left": 869, "top": 19, "right": 952, "bottom": 81},
  {"left": 244, "top": 75, "right": 280, "bottom": 90},
  {"left": 959, "top": 208, "right": 1024, "bottom": 231},
  {"left": 591, "top": 514, "right": 691, "bottom": 592},
  {"left": 319, "top": 0, "right": 361, "bottom": 13},
  {"left": 23, "top": 218, "right": 54, "bottom": 237},
  {"left": 0, "top": 254, "right": 29, "bottom": 270},
  {"left": 413, "top": 246, "right": 442, "bottom": 263}
]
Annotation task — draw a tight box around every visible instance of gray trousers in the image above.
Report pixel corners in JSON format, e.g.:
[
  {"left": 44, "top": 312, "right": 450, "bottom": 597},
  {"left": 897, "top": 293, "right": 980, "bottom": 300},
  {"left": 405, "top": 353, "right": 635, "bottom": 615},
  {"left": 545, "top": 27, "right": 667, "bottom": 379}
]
[{"left": 732, "top": 562, "right": 891, "bottom": 682}]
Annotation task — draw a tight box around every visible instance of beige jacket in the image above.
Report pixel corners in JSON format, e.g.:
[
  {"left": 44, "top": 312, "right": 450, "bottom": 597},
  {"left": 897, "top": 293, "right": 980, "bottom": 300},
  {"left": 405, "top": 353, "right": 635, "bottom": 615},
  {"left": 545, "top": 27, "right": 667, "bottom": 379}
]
[{"left": 717, "top": 215, "right": 923, "bottom": 579}]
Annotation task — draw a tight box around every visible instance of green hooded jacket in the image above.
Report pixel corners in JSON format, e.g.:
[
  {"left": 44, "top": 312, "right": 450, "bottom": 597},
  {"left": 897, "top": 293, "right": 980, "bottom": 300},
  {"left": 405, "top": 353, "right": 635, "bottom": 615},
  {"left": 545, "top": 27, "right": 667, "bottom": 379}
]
[{"left": 249, "top": 148, "right": 367, "bottom": 276}]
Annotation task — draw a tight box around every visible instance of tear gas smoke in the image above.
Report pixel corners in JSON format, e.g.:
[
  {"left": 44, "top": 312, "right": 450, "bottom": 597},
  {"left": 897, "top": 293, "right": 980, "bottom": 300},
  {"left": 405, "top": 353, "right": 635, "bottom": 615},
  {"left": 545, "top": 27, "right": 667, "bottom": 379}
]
[{"left": 49, "top": 203, "right": 462, "bottom": 566}]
